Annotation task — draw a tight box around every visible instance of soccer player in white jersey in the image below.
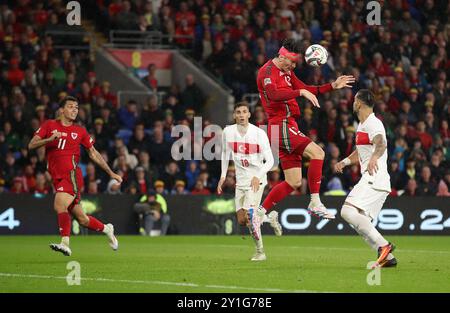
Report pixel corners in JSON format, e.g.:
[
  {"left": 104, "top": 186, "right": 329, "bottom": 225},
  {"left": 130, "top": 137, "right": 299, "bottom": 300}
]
[
  {"left": 335, "top": 89, "right": 397, "bottom": 268},
  {"left": 217, "top": 102, "right": 282, "bottom": 261}
]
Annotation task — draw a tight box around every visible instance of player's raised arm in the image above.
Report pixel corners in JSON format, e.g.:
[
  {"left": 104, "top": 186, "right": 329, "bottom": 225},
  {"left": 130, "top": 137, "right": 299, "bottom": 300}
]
[
  {"left": 335, "top": 149, "right": 359, "bottom": 173},
  {"left": 217, "top": 129, "right": 230, "bottom": 194},
  {"left": 87, "top": 146, "right": 123, "bottom": 183}
]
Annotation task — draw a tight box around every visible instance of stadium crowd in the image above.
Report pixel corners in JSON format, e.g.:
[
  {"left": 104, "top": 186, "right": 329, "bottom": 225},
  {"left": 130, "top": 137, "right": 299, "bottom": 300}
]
[{"left": 0, "top": 0, "right": 449, "bottom": 198}]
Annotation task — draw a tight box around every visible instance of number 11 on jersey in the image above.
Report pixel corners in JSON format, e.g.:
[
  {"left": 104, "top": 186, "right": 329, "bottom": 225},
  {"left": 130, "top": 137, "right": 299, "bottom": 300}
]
[{"left": 57, "top": 138, "right": 67, "bottom": 150}]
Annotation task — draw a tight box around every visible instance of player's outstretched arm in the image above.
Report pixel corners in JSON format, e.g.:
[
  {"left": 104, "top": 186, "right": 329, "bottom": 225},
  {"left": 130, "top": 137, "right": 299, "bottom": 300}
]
[
  {"left": 87, "top": 146, "right": 123, "bottom": 183},
  {"left": 28, "top": 133, "right": 61, "bottom": 150},
  {"left": 331, "top": 75, "right": 355, "bottom": 89},
  {"left": 367, "top": 134, "right": 386, "bottom": 175},
  {"left": 335, "top": 149, "right": 359, "bottom": 173}
]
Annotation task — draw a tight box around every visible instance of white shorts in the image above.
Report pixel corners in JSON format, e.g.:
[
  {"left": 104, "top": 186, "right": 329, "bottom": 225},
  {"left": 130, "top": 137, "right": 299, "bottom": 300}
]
[
  {"left": 235, "top": 184, "right": 266, "bottom": 212},
  {"left": 345, "top": 178, "right": 389, "bottom": 220}
]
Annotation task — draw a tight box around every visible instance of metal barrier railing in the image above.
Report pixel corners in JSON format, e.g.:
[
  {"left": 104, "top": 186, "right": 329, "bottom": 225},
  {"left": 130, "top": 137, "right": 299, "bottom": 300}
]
[
  {"left": 108, "top": 30, "right": 194, "bottom": 51},
  {"left": 45, "top": 30, "right": 95, "bottom": 51},
  {"left": 117, "top": 90, "right": 167, "bottom": 109}
]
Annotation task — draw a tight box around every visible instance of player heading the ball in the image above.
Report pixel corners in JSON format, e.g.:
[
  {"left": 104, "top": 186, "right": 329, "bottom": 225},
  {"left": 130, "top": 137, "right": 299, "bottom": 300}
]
[{"left": 253, "top": 38, "right": 355, "bottom": 232}]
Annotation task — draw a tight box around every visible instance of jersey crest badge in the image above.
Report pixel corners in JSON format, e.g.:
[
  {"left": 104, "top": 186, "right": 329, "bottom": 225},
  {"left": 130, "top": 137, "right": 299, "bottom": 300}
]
[{"left": 71, "top": 132, "right": 78, "bottom": 140}]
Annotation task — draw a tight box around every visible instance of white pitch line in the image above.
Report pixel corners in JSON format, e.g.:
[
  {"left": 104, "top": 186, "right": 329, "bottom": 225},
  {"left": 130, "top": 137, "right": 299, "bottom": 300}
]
[{"left": 0, "top": 273, "right": 333, "bottom": 293}]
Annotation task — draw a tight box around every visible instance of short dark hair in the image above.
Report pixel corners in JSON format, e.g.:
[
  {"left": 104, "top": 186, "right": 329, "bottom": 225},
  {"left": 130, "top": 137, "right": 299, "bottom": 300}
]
[
  {"left": 234, "top": 101, "right": 250, "bottom": 111},
  {"left": 281, "top": 38, "right": 301, "bottom": 54},
  {"left": 356, "top": 89, "right": 375, "bottom": 108},
  {"left": 59, "top": 96, "right": 78, "bottom": 108}
]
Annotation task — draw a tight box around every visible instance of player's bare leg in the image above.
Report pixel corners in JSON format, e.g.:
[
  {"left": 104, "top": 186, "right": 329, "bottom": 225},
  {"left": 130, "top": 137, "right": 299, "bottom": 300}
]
[
  {"left": 303, "top": 142, "right": 335, "bottom": 219},
  {"left": 341, "top": 203, "right": 396, "bottom": 267},
  {"left": 49, "top": 192, "right": 75, "bottom": 256},
  {"left": 238, "top": 209, "right": 265, "bottom": 261},
  {"left": 71, "top": 204, "right": 118, "bottom": 251}
]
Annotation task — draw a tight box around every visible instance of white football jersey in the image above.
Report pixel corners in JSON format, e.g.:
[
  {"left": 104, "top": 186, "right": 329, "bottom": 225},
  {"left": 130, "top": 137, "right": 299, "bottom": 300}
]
[
  {"left": 355, "top": 113, "right": 391, "bottom": 192},
  {"left": 221, "top": 123, "right": 274, "bottom": 189}
]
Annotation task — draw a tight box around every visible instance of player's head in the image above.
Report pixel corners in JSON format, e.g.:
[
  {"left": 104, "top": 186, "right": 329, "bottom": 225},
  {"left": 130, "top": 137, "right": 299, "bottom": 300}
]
[
  {"left": 59, "top": 96, "right": 79, "bottom": 122},
  {"left": 277, "top": 38, "right": 301, "bottom": 72},
  {"left": 353, "top": 89, "right": 375, "bottom": 114},
  {"left": 233, "top": 102, "right": 251, "bottom": 126}
]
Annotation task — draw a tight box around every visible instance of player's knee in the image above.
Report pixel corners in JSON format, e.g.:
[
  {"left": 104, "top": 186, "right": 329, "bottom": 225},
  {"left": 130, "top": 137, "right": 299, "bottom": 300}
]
[
  {"left": 340, "top": 205, "right": 354, "bottom": 222},
  {"left": 77, "top": 215, "right": 89, "bottom": 226},
  {"left": 313, "top": 146, "right": 325, "bottom": 160},
  {"left": 236, "top": 210, "right": 248, "bottom": 226},
  {"left": 287, "top": 179, "right": 302, "bottom": 189}
]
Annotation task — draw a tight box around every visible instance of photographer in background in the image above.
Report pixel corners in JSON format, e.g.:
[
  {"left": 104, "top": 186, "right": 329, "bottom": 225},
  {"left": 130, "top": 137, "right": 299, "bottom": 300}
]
[{"left": 133, "top": 190, "right": 171, "bottom": 236}]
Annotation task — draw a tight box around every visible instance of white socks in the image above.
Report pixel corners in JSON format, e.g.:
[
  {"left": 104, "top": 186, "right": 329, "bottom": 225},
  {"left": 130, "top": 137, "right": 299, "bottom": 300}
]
[
  {"left": 311, "top": 193, "right": 321, "bottom": 205},
  {"left": 341, "top": 204, "right": 389, "bottom": 250},
  {"left": 61, "top": 236, "right": 70, "bottom": 247},
  {"left": 248, "top": 225, "right": 264, "bottom": 253}
]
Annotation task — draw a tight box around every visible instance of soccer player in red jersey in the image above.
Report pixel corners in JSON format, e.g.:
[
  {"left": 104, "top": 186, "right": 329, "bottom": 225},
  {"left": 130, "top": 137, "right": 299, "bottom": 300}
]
[
  {"left": 252, "top": 38, "right": 355, "bottom": 228},
  {"left": 28, "top": 96, "right": 123, "bottom": 256}
]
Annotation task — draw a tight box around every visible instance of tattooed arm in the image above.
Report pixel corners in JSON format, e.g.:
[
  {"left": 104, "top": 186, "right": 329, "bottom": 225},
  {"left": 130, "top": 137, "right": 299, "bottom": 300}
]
[{"left": 367, "top": 134, "right": 386, "bottom": 175}]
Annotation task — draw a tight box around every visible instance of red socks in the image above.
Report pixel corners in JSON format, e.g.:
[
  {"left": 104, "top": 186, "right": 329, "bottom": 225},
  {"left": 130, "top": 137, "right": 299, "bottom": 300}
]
[
  {"left": 308, "top": 159, "right": 324, "bottom": 194},
  {"left": 262, "top": 181, "right": 294, "bottom": 212},
  {"left": 87, "top": 216, "right": 105, "bottom": 232},
  {"left": 57, "top": 212, "right": 71, "bottom": 237}
]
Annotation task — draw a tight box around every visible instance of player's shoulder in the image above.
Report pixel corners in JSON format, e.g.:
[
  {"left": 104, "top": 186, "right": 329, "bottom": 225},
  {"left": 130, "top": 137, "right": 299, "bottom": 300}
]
[
  {"left": 249, "top": 123, "right": 264, "bottom": 133},
  {"left": 368, "top": 114, "right": 385, "bottom": 128},
  {"left": 223, "top": 124, "right": 236, "bottom": 134},
  {"left": 258, "top": 60, "right": 277, "bottom": 76},
  {"left": 43, "top": 119, "right": 56, "bottom": 126}
]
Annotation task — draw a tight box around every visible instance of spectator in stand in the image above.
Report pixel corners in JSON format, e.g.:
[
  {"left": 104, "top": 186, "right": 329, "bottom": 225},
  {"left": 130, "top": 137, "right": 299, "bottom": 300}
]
[
  {"left": 141, "top": 63, "right": 158, "bottom": 91},
  {"left": 128, "top": 123, "right": 150, "bottom": 156},
  {"left": 118, "top": 99, "right": 139, "bottom": 130},
  {"left": 417, "top": 165, "right": 438, "bottom": 196},
  {"left": 171, "top": 180, "right": 188, "bottom": 195},
  {"left": 180, "top": 74, "right": 205, "bottom": 113},
  {"left": 154, "top": 180, "right": 168, "bottom": 196},
  {"left": 191, "top": 178, "right": 211, "bottom": 195}
]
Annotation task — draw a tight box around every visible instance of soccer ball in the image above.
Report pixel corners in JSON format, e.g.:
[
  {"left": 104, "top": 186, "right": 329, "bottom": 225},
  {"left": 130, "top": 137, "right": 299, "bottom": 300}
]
[{"left": 305, "top": 44, "right": 328, "bottom": 67}]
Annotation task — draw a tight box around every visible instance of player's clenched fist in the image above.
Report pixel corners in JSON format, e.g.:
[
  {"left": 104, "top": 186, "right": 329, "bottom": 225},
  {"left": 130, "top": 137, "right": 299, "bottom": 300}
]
[
  {"left": 251, "top": 176, "right": 260, "bottom": 192},
  {"left": 334, "top": 161, "right": 346, "bottom": 173},
  {"left": 49, "top": 131, "right": 62, "bottom": 141},
  {"left": 110, "top": 173, "right": 123, "bottom": 184}
]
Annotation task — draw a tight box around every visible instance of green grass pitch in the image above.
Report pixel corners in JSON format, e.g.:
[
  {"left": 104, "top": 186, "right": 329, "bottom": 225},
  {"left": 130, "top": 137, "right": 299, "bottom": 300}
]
[{"left": 1, "top": 235, "right": 449, "bottom": 293}]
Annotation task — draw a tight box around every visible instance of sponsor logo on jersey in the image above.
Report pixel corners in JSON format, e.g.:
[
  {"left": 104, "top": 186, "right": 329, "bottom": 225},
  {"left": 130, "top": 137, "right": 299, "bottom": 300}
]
[{"left": 71, "top": 132, "right": 78, "bottom": 140}]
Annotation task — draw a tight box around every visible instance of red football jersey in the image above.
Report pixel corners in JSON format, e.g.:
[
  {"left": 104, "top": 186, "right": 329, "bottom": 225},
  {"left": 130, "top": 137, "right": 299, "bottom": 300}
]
[
  {"left": 257, "top": 60, "right": 333, "bottom": 123},
  {"left": 35, "top": 119, "right": 94, "bottom": 179}
]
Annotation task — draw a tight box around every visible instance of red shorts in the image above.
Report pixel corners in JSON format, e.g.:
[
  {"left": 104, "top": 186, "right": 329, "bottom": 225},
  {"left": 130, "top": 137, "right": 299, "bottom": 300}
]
[
  {"left": 268, "top": 118, "right": 312, "bottom": 170},
  {"left": 52, "top": 168, "right": 83, "bottom": 206}
]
